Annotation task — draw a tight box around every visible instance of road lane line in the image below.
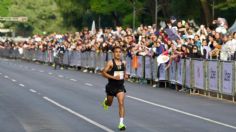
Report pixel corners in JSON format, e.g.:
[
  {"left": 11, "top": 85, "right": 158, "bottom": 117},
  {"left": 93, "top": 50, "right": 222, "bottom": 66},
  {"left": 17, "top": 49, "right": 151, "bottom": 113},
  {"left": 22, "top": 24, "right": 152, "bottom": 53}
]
[
  {"left": 19, "top": 84, "right": 25, "bottom": 87},
  {"left": 4, "top": 75, "right": 9, "bottom": 79},
  {"left": 70, "top": 78, "right": 77, "bottom": 82},
  {"left": 48, "top": 72, "right": 53, "bottom": 75},
  {"left": 43, "top": 97, "right": 114, "bottom": 132},
  {"left": 85, "top": 83, "right": 93, "bottom": 87},
  {"left": 127, "top": 95, "right": 236, "bottom": 130},
  {"left": 58, "top": 75, "right": 64, "bottom": 78},
  {"left": 11, "top": 79, "right": 17, "bottom": 82},
  {"left": 29, "top": 89, "right": 37, "bottom": 93}
]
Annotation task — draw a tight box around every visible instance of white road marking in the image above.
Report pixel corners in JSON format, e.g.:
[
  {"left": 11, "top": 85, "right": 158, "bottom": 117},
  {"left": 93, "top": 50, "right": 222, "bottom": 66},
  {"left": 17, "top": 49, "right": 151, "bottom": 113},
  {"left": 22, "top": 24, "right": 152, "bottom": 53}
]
[
  {"left": 85, "top": 83, "right": 93, "bottom": 87},
  {"left": 70, "top": 78, "right": 77, "bottom": 82},
  {"left": 29, "top": 89, "right": 37, "bottom": 93},
  {"left": 31, "top": 68, "right": 35, "bottom": 71},
  {"left": 19, "top": 84, "right": 25, "bottom": 87},
  {"left": 127, "top": 95, "right": 236, "bottom": 130},
  {"left": 39, "top": 70, "right": 44, "bottom": 73},
  {"left": 4, "top": 75, "right": 9, "bottom": 79},
  {"left": 48, "top": 72, "right": 53, "bottom": 75},
  {"left": 43, "top": 97, "right": 113, "bottom": 132},
  {"left": 58, "top": 75, "right": 64, "bottom": 78},
  {"left": 11, "top": 79, "right": 16, "bottom": 82}
]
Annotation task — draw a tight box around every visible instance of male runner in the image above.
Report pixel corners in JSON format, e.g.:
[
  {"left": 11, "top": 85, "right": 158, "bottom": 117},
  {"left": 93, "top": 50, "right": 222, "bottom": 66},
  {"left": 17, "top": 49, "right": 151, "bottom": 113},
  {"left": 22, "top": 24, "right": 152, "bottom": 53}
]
[{"left": 102, "top": 46, "right": 127, "bottom": 131}]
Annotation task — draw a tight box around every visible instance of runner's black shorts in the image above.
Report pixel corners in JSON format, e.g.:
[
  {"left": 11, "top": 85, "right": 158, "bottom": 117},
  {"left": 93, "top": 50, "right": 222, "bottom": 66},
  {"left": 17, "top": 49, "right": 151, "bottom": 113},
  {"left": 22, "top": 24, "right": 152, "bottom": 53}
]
[{"left": 105, "top": 84, "right": 126, "bottom": 97}]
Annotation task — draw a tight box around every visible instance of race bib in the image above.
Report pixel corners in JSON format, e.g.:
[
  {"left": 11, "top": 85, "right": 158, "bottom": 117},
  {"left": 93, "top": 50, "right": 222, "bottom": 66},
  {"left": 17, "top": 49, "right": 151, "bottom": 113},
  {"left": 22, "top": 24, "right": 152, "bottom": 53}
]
[{"left": 114, "top": 71, "right": 124, "bottom": 79}]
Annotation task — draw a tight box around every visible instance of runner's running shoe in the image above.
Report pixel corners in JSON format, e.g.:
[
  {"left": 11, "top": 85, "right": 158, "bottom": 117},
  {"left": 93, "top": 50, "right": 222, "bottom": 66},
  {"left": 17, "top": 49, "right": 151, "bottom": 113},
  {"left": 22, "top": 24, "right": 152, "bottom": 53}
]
[
  {"left": 118, "top": 123, "right": 126, "bottom": 131},
  {"left": 101, "top": 98, "right": 108, "bottom": 111}
]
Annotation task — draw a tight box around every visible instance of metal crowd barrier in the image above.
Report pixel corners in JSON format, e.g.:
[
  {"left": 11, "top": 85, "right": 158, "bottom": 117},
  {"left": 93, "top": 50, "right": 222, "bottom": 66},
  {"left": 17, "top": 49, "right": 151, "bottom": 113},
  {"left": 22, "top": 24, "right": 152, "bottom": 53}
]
[{"left": 0, "top": 48, "right": 235, "bottom": 101}]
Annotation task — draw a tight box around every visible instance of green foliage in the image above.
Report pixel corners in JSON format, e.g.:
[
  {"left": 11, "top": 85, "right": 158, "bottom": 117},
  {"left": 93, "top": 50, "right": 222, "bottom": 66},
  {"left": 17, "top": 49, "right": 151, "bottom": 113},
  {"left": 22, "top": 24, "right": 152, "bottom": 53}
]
[
  {"left": 215, "top": 0, "right": 236, "bottom": 10},
  {"left": 0, "top": 0, "right": 11, "bottom": 16},
  {"left": 1, "top": 0, "right": 236, "bottom": 36},
  {"left": 8, "top": 0, "right": 65, "bottom": 36}
]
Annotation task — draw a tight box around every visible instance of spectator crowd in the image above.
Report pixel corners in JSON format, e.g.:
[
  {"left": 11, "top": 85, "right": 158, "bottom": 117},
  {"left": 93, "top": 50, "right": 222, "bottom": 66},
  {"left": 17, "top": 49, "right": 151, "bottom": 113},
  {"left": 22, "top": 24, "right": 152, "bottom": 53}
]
[{"left": 1, "top": 17, "right": 236, "bottom": 65}]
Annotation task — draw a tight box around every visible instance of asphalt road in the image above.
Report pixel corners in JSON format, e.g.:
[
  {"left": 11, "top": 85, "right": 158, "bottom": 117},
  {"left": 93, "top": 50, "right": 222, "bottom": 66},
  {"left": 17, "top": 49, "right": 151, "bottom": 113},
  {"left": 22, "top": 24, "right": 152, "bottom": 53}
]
[{"left": 1, "top": 57, "right": 236, "bottom": 132}]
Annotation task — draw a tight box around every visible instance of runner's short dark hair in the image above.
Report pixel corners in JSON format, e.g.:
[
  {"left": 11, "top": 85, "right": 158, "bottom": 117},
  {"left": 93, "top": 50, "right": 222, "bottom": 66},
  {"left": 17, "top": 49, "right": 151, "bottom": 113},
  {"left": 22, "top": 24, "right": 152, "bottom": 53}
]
[{"left": 112, "top": 46, "right": 122, "bottom": 52}]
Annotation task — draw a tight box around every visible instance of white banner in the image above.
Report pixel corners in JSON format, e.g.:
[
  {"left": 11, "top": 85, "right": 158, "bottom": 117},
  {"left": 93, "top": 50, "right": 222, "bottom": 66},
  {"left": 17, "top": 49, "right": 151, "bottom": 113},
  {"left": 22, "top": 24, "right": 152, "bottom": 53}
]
[
  {"left": 193, "top": 60, "right": 204, "bottom": 89},
  {"left": 126, "top": 56, "right": 131, "bottom": 75},
  {"left": 177, "top": 59, "right": 184, "bottom": 84},
  {"left": 169, "top": 61, "right": 176, "bottom": 82},
  {"left": 185, "top": 59, "right": 191, "bottom": 88},
  {"left": 159, "top": 64, "right": 166, "bottom": 80},
  {"left": 208, "top": 61, "right": 218, "bottom": 91},
  {"left": 137, "top": 56, "right": 144, "bottom": 78},
  {"left": 222, "top": 62, "right": 233, "bottom": 95},
  {"left": 145, "top": 57, "right": 152, "bottom": 79}
]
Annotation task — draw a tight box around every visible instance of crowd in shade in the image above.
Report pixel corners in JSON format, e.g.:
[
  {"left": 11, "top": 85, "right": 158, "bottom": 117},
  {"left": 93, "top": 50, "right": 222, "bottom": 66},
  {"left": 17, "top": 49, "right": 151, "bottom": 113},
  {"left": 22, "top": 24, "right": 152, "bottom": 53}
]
[{"left": 1, "top": 16, "right": 236, "bottom": 64}]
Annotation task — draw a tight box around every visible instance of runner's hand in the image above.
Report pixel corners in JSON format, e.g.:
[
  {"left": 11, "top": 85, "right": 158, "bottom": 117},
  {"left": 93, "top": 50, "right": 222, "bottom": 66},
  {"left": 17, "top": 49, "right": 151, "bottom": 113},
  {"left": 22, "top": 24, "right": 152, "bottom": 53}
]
[
  {"left": 124, "top": 74, "right": 129, "bottom": 80},
  {"left": 114, "top": 75, "right": 121, "bottom": 80}
]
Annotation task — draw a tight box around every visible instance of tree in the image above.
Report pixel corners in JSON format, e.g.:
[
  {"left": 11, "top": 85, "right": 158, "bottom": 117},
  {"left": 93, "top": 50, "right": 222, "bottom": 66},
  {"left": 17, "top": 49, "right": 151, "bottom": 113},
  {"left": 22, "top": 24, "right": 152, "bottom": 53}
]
[
  {"left": 0, "top": 0, "right": 11, "bottom": 17},
  {"left": 199, "top": 0, "right": 212, "bottom": 26},
  {"left": 8, "top": 0, "right": 65, "bottom": 36}
]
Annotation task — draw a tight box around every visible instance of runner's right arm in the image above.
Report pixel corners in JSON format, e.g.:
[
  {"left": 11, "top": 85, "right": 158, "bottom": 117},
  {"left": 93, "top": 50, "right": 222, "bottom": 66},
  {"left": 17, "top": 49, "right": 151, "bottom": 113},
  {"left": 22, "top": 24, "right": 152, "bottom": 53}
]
[{"left": 102, "top": 60, "right": 120, "bottom": 80}]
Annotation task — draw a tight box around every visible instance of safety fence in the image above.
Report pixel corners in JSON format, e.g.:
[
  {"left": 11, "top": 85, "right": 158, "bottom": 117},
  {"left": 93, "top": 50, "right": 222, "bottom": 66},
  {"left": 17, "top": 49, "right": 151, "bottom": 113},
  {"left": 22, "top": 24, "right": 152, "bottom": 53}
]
[{"left": 0, "top": 48, "right": 235, "bottom": 101}]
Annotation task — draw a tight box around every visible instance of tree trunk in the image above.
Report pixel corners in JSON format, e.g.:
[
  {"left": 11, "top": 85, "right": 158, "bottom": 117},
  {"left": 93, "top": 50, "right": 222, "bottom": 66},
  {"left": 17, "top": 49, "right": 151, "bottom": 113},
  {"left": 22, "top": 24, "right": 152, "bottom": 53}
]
[
  {"left": 199, "top": 0, "right": 212, "bottom": 26},
  {"left": 112, "top": 11, "right": 120, "bottom": 27}
]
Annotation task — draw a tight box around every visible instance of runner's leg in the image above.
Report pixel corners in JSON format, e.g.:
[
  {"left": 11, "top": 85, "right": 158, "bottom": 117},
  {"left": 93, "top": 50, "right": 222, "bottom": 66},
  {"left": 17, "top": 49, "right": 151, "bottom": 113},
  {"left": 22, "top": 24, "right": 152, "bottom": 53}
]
[{"left": 106, "top": 95, "right": 114, "bottom": 106}]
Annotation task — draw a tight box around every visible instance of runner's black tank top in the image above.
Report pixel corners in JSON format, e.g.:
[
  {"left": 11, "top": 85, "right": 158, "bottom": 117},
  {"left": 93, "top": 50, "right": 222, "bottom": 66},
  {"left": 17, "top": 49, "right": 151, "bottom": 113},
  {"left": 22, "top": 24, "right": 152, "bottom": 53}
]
[{"left": 107, "top": 59, "right": 125, "bottom": 86}]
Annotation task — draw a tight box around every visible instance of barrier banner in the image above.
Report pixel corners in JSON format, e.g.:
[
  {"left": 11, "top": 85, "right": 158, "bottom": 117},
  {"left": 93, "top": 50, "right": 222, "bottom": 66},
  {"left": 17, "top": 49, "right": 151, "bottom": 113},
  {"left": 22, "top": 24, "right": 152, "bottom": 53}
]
[
  {"left": 69, "top": 51, "right": 77, "bottom": 66},
  {"left": 193, "top": 60, "right": 204, "bottom": 89},
  {"left": 108, "top": 52, "right": 112, "bottom": 61},
  {"left": 159, "top": 63, "right": 167, "bottom": 81},
  {"left": 145, "top": 56, "right": 152, "bottom": 79},
  {"left": 47, "top": 50, "right": 54, "bottom": 63},
  {"left": 81, "top": 52, "right": 85, "bottom": 67},
  {"left": 152, "top": 57, "right": 158, "bottom": 80},
  {"left": 63, "top": 51, "right": 69, "bottom": 65},
  {"left": 126, "top": 56, "right": 131, "bottom": 75},
  {"left": 101, "top": 52, "right": 106, "bottom": 69},
  {"left": 208, "top": 61, "right": 218, "bottom": 91},
  {"left": 137, "top": 56, "right": 144, "bottom": 78},
  {"left": 222, "top": 62, "right": 233, "bottom": 95},
  {"left": 169, "top": 61, "right": 176, "bottom": 82},
  {"left": 177, "top": 59, "right": 184, "bottom": 84},
  {"left": 185, "top": 59, "right": 191, "bottom": 88},
  {"left": 85, "top": 52, "right": 89, "bottom": 67},
  {"left": 89, "top": 52, "right": 96, "bottom": 68},
  {"left": 76, "top": 52, "right": 82, "bottom": 66}
]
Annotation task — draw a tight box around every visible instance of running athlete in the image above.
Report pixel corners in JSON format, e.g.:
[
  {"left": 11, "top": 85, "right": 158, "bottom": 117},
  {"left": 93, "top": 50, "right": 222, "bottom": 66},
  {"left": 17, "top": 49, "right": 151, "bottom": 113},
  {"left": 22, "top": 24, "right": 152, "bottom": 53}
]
[{"left": 102, "top": 46, "right": 128, "bottom": 131}]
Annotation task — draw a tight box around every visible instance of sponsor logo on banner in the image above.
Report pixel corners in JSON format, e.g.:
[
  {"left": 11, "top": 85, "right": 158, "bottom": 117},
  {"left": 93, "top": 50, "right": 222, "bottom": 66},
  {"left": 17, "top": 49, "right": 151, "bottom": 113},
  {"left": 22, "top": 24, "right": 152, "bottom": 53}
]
[
  {"left": 222, "top": 62, "right": 233, "bottom": 95},
  {"left": 208, "top": 61, "right": 218, "bottom": 91},
  {"left": 194, "top": 60, "right": 204, "bottom": 89}
]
